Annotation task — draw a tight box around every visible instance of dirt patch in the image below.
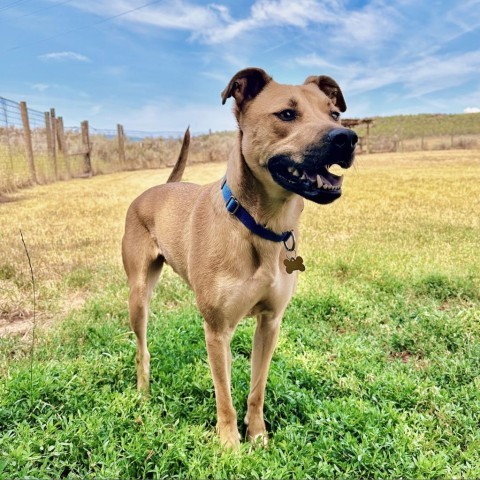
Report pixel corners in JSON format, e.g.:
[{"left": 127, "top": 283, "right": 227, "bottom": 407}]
[
  {"left": 389, "top": 350, "right": 413, "bottom": 363},
  {"left": 0, "top": 309, "right": 36, "bottom": 337},
  {"left": 0, "top": 293, "right": 86, "bottom": 337}
]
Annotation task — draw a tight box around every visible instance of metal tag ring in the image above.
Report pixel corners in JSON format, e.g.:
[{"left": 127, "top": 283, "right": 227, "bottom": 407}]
[{"left": 283, "top": 230, "right": 296, "bottom": 252}]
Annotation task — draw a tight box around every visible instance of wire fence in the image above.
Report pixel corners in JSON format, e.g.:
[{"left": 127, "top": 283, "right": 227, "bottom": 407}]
[
  {"left": 0, "top": 97, "right": 91, "bottom": 192},
  {"left": 0, "top": 96, "right": 234, "bottom": 193},
  {"left": 1, "top": 96, "right": 480, "bottom": 194}
]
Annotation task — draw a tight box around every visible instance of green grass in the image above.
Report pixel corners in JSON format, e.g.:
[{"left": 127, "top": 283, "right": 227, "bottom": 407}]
[{"left": 1, "top": 151, "right": 480, "bottom": 478}]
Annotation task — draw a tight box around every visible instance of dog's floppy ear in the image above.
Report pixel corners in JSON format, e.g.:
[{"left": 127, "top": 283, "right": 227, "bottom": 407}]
[
  {"left": 304, "top": 75, "right": 347, "bottom": 112},
  {"left": 221, "top": 68, "right": 272, "bottom": 108}
]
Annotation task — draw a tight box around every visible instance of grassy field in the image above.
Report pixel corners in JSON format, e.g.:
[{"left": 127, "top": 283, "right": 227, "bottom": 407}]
[{"left": 1, "top": 150, "right": 479, "bottom": 478}]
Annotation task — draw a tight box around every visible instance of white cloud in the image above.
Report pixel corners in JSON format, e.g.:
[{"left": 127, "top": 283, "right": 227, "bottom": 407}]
[
  {"left": 298, "top": 50, "right": 480, "bottom": 100},
  {"left": 31, "top": 83, "right": 50, "bottom": 92},
  {"left": 445, "top": 0, "right": 480, "bottom": 33},
  {"left": 464, "top": 107, "right": 480, "bottom": 113},
  {"left": 296, "top": 54, "right": 340, "bottom": 71},
  {"left": 127, "top": 2, "right": 220, "bottom": 31},
  {"left": 200, "top": 71, "right": 229, "bottom": 83},
  {"left": 202, "top": 0, "right": 338, "bottom": 43},
  {"left": 329, "top": 1, "right": 401, "bottom": 49},
  {"left": 38, "top": 51, "right": 91, "bottom": 62},
  {"left": 66, "top": 0, "right": 340, "bottom": 44},
  {"left": 402, "top": 51, "right": 480, "bottom": 96},
  {"left": 68, "top": 0, "right": 222, "bottom": 32}
]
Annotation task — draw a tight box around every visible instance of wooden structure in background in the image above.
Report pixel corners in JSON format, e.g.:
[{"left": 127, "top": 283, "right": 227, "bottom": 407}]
[{"left": 342, "top": 118, "right": 374, "bottom": 154}]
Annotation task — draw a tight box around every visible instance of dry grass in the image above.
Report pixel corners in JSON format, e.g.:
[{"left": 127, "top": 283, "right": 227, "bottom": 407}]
[
  {"left": 1, "top": 149, "right": 479, "bottom": 337},
  {"left": 0, "top": 162, "right": 224, "bottom": 335},
  {"left": 90, "top": 131, "right": 235, "bottom": 175}
]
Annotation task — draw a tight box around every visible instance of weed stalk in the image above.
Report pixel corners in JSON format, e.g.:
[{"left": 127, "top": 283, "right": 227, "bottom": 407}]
[{"left": 20, "top": 230, "right": 36, "bottom": 408}]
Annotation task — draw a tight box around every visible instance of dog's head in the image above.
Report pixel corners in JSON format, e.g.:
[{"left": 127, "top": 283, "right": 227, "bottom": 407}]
[{"left": 222, "top": 68, "right": 357, "bottom": 204}]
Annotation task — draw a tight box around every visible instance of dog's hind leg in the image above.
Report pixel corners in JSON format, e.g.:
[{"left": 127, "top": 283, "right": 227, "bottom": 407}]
[
  {"left": 245, "top": 312, "right": 283, "bottom": 445},
  {"left": 122, "top": 225, "right": 164, "bottom": 395}
]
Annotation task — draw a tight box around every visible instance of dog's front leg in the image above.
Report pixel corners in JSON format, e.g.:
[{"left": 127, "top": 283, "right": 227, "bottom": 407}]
[
  {"left": 245, "top": 312, "right": 283, "bottom": 445},
  {"left": 204, "top": 321, "right": 240, "bottom": 450}
]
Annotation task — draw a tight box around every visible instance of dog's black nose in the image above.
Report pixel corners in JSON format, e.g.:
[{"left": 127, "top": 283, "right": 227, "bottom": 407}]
[{"left": 327, "top": 128, "right": 358, "bottom": 151}]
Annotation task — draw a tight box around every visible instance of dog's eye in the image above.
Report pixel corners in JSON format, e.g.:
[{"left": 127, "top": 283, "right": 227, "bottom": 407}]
[
  {"left": 276, "top": 109, "right": 297, "bottom": 122},
  {"left": 331, "top": 111, "right": 341, "bottom": 121}
]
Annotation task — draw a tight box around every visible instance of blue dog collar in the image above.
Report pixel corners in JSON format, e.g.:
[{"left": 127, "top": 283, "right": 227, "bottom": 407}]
[{"left": 221, "top": 177, "right": 294, "bottom": 247}]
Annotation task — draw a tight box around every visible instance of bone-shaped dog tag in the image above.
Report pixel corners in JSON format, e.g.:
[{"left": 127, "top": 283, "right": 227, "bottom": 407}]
[{"left": 284, "top": 256, "right": 305, "bottom": 274}]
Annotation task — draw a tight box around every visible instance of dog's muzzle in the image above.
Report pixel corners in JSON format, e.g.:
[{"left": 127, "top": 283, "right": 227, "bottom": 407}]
[{"left": 267, "top": 128, "right": 358, "bottom": 204}]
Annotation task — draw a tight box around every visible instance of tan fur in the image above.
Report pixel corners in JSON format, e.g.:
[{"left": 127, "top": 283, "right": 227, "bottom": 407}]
[
  {"left": 122, "top": 68, "right": 349, "bottom": 449},
  {"left": 166, "top": 127, "right": 190, "bottom": 183}
]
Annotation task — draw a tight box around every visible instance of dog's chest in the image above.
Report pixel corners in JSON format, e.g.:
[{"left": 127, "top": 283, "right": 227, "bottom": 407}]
[
  {"left": 251, "top": 272, "right": 295, "bottom": 316},
  {"left": 242, "top": 261, "right": 297, "bottom": 317}
]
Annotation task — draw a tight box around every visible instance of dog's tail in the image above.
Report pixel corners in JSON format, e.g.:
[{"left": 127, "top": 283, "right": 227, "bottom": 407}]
[{"left": 166, "top": 127, "right": 190, "bottom": 183}]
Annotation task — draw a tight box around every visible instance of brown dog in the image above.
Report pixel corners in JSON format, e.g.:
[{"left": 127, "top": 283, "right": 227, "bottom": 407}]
[{"left": 122, "top": 67, "right": 357, "bottom": 449}]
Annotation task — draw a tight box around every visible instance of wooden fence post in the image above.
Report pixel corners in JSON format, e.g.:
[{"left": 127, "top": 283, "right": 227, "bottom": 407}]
[
  {"left": 117, "top": 124, "right": 126, "bottom": 165},
  {"left": 56, "top": 117, "right": 68, "bottom": 155},
  {"left": 44, "top": 111, "right": 53, "bottom": 163},
  {"left": 57, "top": 117, "right": 71, "bottom": 176},
  {"left": 81, "top": 120, "right": 92, "bottom": 176},
  {"left": 50, "top": 108, "right": 58, "bottom": 179},
  {"left": 20, "top": 101, "right": 37, "bottom": 184},
  {"left": 366, "top": 121, "right": 371, "bottom": 154}
]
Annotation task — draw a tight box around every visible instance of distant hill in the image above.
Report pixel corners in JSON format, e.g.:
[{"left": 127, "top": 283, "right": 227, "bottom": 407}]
[{"left": 346, "top": 112, "right": 480, "bottom": 140}]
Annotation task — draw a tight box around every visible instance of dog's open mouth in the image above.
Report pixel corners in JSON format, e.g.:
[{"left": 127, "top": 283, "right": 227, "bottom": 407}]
[{"left": 268, "top": 155, "right": 345, "bottom": 204}]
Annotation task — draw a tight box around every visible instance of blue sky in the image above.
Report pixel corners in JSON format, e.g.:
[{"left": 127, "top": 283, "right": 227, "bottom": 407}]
[{"left": 1, "top": 0, "right": 479, "bottom": 133}]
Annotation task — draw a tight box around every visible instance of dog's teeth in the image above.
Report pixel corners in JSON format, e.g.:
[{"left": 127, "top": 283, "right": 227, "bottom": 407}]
[
  {"left": 317, "top": 175, "right": 323, "bottom": 188},
  {"left": 288, "top": 167, "right": 295, "bottom": 173},
  {"left": 293, "top": 169, "right": 301, "bottom": 177}
]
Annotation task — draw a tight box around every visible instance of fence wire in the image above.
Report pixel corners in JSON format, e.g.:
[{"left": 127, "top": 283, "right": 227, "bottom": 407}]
[
  {"left": 0, "top": 97, "right": 88, "bottom": 192},
  {"left": 0, "top": 97, "right": 29, "bottom": 191}
]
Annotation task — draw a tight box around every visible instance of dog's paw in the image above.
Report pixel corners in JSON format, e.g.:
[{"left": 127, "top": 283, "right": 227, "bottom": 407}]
[
  {"left": 247, "top": 430, "right": 268, "bottom": 449},
  {"left": 217, "top": 423, "right": 241, "bottom": 451},
  {"left": 245, "top": 415, "right": 268, "bottom": 448},
  {"left": 136, "top": 378, "right": 151, "bottom": 400}
]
